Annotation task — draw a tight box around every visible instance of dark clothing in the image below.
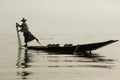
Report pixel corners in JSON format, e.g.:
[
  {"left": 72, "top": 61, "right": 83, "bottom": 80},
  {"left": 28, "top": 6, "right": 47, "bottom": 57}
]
[
  {"left": 16, "top": 21, "right": 40, "bottom": 46},
  {"left": 23, "top": 31, "right": 36, "bottom": 43},
  {"left": 17, "top": 22, "right": 35, "bottom": 43}
]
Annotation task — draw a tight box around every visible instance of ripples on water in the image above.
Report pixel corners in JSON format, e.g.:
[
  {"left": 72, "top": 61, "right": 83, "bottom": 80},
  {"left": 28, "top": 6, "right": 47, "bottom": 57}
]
[{"left": 16, "top": 48, "right": 115, "bottom": 79}]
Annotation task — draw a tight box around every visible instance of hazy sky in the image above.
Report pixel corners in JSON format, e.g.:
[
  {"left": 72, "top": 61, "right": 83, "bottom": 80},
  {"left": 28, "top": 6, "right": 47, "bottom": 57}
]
[{"left": 0, "top": 0, "right": 120, "bottom": 35}]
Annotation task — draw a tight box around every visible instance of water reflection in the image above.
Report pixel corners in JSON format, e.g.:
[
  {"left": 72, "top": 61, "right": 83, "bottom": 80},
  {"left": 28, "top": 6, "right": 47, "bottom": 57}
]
[
  {"left": 16, "top": 49, "right": 33, "bottom": 80},
  {"left": 47, "top": 65, "right": 114, "bottom": 69},
  {"left": 45, "top": 51, "right": 115, "bottom": 69},
  {"left": 17, "top": 71, "right": 32, "bottom": 80},
  {"left": 76, "top": 52, "right": 114, "bottom": 63},
  {"left": 16, "top": 49, "right": 115, "bottom": 79}
]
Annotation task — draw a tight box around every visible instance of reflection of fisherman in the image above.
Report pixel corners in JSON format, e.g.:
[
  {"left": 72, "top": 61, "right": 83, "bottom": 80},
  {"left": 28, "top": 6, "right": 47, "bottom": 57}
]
[{"left": 16, "top": 18, "right": 40, "bottom": 47}]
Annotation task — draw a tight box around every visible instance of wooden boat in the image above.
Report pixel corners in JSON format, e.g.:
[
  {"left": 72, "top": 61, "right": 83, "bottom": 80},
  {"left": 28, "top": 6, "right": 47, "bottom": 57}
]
[
  {"left": 15, "top": 23, "right": 119, "bottom": 54},
  {"left": 27, "top": 40, "right": 118, "bottom": 54}
]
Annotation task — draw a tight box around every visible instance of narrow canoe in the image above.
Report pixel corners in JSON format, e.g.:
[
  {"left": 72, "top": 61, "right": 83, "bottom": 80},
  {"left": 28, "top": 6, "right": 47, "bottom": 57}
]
[{"left": 27, "top": 40, "right": 118, "bottom": 53}]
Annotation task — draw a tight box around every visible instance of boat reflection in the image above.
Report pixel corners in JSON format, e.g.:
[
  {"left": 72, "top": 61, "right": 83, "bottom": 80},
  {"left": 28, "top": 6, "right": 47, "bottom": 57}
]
[
  {"left": 16, "top": 49, "right": 115, "bottom": 79},
  {"left": 16, "top": 49, "right": 33, "bottom": 80},
  {"left": 45, "top": 51, "right": 115, "bottom": 69}
]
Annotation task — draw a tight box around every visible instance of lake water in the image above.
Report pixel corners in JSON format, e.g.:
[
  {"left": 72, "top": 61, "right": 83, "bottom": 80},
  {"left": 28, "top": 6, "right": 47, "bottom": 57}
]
[{"left": 0, "top": 34, "right": 120, "bottom": 80}]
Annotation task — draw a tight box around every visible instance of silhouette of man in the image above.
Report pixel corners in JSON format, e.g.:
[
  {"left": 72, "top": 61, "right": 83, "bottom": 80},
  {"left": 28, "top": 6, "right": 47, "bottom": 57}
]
[{"left": 16, "top": 18, "right": 39, "bottom": 47}]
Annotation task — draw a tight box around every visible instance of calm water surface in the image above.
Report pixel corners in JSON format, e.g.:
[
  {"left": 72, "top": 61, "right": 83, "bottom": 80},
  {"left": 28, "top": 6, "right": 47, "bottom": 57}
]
[{"left": 0, "top": 34, "right": 120, "bottom": 80}]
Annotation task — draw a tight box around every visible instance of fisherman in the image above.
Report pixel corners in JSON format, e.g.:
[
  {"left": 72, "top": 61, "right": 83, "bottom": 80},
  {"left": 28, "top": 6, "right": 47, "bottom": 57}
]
[{"left": 16, "top": 18, "right": 40, "bottom": 47}]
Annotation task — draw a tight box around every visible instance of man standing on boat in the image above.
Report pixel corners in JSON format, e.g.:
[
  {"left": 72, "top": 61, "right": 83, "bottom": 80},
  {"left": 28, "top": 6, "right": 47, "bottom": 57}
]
[{"left": 16, "top": 18, "right": 40, "bottom": 47}]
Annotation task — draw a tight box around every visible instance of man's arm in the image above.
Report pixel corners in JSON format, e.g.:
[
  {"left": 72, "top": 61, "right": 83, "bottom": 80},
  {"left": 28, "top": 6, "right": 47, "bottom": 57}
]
[
  {"left": 16, "top": 23, "right": 22, "bottom": 32},
  {"left": 16, "top": 23, "right": 21, "bottom": 28}
]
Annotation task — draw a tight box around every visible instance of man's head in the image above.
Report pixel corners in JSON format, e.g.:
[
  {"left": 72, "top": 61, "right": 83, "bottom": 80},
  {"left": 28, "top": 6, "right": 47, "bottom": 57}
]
[{"left": 21, "top": 18, "right": 27, "bottom": 22}]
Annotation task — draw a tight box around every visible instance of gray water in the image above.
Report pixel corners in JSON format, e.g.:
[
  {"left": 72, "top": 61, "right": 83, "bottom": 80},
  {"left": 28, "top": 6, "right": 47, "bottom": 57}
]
[{"left": 0, "top": 34, "right": 120, "bottom": 80}]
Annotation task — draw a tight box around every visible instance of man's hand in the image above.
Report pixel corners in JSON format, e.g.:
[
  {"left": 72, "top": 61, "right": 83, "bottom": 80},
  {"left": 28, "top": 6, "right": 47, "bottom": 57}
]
[{"left": 16, "top": 23, "right": 20, "bottom": 27}]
